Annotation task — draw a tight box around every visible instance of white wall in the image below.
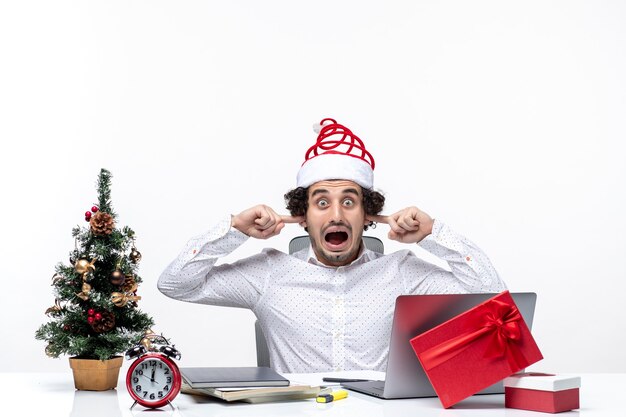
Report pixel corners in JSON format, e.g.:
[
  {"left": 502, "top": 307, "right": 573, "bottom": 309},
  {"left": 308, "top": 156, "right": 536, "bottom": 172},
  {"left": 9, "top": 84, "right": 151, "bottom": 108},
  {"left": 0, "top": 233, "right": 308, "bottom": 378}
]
[{"left": 1, "top": 1, "right": 624, "bottom": 373}]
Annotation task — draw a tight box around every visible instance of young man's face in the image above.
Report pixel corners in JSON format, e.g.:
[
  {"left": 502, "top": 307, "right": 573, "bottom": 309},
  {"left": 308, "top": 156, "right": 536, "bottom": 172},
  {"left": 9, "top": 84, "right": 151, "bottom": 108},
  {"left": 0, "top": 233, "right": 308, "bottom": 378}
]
[{"left": 303, "top": 180, "right": 369, "bottom": 267}]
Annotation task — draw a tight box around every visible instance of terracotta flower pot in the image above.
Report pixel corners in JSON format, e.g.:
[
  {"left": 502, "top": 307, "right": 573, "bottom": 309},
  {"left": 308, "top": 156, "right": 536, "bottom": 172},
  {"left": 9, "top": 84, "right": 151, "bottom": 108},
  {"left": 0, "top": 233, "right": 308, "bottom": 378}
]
[{"left": 69, "top": 356, "right": 123, "bottom": 391}]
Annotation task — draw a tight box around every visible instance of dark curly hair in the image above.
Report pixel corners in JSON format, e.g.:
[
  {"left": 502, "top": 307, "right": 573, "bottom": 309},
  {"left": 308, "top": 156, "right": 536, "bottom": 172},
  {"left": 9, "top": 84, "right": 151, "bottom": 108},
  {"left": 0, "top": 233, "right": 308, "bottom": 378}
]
[{"left": 284, "top": 186, "right": 385, "bottom": 231}]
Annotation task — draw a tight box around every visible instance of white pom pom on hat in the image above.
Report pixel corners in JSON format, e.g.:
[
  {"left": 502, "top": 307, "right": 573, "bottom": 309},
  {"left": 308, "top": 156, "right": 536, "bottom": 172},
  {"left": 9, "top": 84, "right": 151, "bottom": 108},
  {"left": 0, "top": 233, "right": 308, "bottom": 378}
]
[{"left": 296, "top": 118, "right": 375, "bottom": 189}]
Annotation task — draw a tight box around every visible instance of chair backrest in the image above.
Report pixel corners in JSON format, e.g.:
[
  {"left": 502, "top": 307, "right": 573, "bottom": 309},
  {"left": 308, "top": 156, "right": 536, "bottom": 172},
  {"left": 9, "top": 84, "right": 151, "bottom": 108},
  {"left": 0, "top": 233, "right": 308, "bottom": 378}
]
[
  {"left": 288, "top": 235, "right": 384, "bottom": 255},
  {"left": 255, "top": 235, "right": 385, "bottom": 367}
]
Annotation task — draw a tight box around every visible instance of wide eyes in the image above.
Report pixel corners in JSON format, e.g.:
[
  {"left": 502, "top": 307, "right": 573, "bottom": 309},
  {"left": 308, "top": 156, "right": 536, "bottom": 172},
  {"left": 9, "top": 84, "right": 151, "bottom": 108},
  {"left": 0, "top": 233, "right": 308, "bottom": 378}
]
[{"left": 315, "top": 198, "right": 355, "bottom": 208}]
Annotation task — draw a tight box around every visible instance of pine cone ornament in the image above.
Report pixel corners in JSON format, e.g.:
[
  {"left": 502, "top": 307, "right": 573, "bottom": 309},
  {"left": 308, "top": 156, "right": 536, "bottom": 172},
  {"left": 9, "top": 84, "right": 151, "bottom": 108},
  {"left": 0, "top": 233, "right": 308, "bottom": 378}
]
[
  {"left": 89, "top": 211, "right": 115, "bottom": 236},
  {"left": 122, "top": 275, "right": 137, "bottom": 292},
  {"left": 90, "top": 310, "right": 115, "bottom": 333}
]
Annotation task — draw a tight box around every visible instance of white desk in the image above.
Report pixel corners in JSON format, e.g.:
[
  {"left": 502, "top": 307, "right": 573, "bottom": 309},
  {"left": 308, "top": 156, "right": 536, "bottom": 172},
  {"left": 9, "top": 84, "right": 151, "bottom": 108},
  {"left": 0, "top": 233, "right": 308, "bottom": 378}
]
[{"left": 6, "top": 372, "right": 623, "bottom": 416}]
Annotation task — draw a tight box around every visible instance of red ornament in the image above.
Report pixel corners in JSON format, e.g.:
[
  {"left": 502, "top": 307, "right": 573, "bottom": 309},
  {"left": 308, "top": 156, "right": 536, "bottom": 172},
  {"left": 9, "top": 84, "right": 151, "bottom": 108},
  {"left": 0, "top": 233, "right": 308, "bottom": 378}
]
[
  {"left": 94, "top": 312, "right": 102, "bottom": 321},
  {"left": 87, "top": 316, "right": 94, "bottom": 324},
  {"left": 91, "top": 206, "right": 99, "bottom": 213},
  {"left": 87, "top": 309, "right": 95, "bottom": 316}
]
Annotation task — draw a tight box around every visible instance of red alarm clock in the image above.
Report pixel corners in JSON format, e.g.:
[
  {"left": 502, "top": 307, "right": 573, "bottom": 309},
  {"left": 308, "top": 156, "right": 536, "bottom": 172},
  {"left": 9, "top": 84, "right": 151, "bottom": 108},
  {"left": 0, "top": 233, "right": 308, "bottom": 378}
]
[{"left": 125, "top": 334, "right": 182, "bottom": 410}]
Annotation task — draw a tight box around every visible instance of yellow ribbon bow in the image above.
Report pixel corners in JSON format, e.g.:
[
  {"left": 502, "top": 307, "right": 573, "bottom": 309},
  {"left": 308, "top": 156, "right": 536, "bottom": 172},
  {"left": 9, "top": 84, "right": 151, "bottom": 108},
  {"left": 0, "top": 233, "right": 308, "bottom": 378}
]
[{"left": 111, "top": 283, "right": 141, "bottom": 307}]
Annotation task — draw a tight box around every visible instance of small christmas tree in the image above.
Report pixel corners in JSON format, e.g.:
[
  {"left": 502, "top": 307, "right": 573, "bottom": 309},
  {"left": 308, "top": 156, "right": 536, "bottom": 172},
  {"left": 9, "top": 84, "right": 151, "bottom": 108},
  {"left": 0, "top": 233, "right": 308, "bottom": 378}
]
[{"left": 36, "top": 168, "right": 154, "bottom": 361}]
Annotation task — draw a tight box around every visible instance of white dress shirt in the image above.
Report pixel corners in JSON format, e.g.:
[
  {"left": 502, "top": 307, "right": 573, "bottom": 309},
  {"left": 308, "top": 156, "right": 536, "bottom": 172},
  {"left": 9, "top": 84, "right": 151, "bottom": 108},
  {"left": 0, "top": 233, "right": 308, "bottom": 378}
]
[{"left": 158, "top": 216, "right": 506, "bottom": 373}]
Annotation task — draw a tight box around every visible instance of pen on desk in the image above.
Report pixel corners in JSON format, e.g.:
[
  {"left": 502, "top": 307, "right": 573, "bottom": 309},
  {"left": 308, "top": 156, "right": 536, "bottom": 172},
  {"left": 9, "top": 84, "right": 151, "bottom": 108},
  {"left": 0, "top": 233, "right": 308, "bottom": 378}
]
[
  {"left": 322, "top": 377, "right": 372, "bottom": 383},
  {"left": 316, "top": 389, "right": 349, "bottom": 403}
]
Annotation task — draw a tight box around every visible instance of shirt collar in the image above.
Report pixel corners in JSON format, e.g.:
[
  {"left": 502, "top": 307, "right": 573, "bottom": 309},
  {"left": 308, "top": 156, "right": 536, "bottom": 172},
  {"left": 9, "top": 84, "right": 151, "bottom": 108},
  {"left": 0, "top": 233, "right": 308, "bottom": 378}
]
[{"left": 305, "top": 240, "right": 374, "bottom": 267}]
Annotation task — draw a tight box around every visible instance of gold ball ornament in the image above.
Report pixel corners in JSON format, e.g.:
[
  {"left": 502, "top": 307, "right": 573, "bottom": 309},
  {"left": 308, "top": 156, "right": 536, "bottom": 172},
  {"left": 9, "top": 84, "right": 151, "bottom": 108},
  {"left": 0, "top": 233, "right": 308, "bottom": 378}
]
[
  {"left": 45, "top": 343, "right": 56, "bottom": 357},
  {"left": 130, "top": 247, "right": 142, "bottom": 264},
  {"left": 110, "top": 269, "right": 125, "bottom": 286},
  {"left": 74, "top": 258, "right": 96, "bottom": 274}
]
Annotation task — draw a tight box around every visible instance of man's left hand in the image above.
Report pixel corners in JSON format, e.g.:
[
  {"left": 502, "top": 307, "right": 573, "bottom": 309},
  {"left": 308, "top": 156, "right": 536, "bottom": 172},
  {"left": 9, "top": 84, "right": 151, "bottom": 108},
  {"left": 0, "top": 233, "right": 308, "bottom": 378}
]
[{"left": 368, "top": 206, "right": 434, "bottom": 244}]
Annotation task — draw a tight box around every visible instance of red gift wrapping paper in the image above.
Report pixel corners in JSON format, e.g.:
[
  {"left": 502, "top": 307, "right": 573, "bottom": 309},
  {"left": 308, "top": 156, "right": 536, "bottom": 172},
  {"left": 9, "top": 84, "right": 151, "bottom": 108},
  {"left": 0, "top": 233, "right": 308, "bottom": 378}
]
[
  {"left": 504, "top": 372, "right": 581, "bottom": 413},
  {"left": 505, "top": 387, "right": 580, "bottom": 413},
  {"left": 410, "top": 290, "right": 543, "bottom": 408}
]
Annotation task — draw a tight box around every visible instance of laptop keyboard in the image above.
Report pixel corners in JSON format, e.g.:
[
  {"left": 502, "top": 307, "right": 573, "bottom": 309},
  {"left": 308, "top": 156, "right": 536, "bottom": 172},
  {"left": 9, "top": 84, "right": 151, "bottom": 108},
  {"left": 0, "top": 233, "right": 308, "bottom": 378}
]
[{"left": 371, "top": 382, "right": 385, "bottom": 391}]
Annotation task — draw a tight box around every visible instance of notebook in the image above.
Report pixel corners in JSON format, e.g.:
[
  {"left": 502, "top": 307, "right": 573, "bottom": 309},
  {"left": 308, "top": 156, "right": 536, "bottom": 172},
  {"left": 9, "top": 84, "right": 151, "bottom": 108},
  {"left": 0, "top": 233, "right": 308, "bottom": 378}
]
[
  {"left": 180, "top": 366, "right": 289, "bottom": 389},
  {"left": 181, "top": 383, "right": 322, "bottom": 403},
  {"left": 342, "top": 292, "right": 537, "bottom": 399}
]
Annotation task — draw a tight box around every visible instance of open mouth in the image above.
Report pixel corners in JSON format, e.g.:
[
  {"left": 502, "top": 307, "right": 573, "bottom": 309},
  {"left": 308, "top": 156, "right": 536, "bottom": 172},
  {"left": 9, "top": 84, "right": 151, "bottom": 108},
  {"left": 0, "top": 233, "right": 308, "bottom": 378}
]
[
  {"left": 325, "top": 231, "right": 348, "bottom": 245},
  {"left": 323, "top": 226, "right": 351, "bottom": 251}
]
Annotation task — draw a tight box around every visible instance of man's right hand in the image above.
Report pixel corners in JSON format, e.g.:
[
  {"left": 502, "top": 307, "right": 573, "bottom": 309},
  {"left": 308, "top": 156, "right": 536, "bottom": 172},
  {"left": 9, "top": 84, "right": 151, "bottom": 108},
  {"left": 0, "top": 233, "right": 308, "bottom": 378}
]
[{"left": 232, "top": 205, "right": 304, "bottom": 239}]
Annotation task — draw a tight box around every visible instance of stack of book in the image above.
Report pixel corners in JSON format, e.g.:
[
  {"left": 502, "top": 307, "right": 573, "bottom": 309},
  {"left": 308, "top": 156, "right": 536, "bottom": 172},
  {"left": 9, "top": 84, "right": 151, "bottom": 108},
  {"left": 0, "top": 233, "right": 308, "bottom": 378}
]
[{"left": 180, "top": 366, "right": 323, "bottom": 403}]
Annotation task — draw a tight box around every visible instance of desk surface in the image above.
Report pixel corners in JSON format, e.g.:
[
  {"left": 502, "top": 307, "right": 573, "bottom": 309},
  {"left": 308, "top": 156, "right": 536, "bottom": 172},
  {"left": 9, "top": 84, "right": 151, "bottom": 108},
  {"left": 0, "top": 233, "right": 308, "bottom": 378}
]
[{"left": 6, "top": 372, "right": 622, "bottom": 416}]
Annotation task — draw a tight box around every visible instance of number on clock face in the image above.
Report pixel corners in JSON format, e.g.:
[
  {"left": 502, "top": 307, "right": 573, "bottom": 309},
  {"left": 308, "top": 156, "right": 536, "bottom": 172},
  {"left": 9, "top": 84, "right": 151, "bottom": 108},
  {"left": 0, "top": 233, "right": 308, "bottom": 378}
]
[{"left": 132, "top": 358, "right": 173, "bottom": 402}]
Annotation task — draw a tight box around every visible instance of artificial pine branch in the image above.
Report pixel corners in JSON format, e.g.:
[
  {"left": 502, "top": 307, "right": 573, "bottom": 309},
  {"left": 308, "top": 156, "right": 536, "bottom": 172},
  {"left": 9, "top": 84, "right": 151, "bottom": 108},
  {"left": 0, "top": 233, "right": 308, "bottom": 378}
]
[{"left": 95, "top": 168, "right": 116, "bottom": 218}]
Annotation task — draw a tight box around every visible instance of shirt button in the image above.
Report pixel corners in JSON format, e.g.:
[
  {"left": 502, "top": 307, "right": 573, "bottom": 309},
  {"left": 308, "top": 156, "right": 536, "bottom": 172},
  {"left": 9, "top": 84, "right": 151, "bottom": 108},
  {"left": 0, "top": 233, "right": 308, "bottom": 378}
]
[{"left": 335, "top": 297, "right": 343, "bottom": 305}]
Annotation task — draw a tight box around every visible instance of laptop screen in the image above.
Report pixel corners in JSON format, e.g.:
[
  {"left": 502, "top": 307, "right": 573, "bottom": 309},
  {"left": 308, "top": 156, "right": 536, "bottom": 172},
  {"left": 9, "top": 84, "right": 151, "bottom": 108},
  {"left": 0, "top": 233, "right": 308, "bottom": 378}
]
[{"left": 382, "top": 292, "right": 537, "bottom": 399}]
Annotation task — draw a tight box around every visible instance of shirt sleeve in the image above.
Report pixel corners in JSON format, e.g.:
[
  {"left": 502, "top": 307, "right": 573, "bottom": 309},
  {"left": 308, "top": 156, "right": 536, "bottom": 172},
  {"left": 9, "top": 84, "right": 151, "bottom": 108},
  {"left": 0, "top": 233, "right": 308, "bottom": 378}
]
[
  {"left": 157, "top": 215, "right": 271, "bottom": 310},
  {"left": 401, "top": 219, "right": 507, "bottom": 294}
]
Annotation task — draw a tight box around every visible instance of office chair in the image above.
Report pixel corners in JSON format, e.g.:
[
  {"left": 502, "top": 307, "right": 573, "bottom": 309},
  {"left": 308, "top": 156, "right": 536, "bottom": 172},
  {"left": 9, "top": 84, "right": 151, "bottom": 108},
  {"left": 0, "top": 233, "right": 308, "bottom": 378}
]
[{"left": 255, "top": 235, "right": 384, "bottom": 367}]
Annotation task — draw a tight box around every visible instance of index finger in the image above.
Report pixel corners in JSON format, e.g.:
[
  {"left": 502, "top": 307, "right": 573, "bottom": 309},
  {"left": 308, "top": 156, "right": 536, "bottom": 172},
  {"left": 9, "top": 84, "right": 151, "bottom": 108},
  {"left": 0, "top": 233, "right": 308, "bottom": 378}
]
[
  {"left": 366, "top": 214, "right": 389, "bottom": 224},
  {"left": 280, "top": 215, "right": 305, "bottom": 224}
]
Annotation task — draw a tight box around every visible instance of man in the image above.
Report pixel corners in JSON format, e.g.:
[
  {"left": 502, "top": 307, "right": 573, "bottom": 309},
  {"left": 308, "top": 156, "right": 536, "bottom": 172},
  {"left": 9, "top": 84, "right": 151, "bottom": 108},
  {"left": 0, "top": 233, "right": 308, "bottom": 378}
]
[{"left": 158, "top": 118, "right": 506, "bottom": 373}]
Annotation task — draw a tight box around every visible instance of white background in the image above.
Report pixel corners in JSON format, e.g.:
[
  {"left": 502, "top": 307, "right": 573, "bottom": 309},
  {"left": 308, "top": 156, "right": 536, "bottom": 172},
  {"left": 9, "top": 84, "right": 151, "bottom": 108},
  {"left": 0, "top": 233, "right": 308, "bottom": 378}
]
[{"left": 1, "top": 1, "right": 624, "bottom": 373}]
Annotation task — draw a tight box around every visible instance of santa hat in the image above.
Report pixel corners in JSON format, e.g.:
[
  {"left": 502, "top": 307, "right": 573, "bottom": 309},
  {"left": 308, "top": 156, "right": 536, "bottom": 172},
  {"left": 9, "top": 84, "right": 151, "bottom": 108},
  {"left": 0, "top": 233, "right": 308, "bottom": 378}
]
[{"left": 296, "top": 118, "right": 375, "bottom": 189}]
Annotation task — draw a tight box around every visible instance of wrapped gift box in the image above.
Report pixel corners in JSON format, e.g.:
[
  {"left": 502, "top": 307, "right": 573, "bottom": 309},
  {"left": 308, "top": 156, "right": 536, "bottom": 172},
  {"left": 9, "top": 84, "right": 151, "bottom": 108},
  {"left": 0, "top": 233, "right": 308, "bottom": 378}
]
[
  {"left": 504, "top": 372, "right": 581, "bottom": 413},
  {"left": 409, "top": 290, "right": 543, "bottom": 408}
]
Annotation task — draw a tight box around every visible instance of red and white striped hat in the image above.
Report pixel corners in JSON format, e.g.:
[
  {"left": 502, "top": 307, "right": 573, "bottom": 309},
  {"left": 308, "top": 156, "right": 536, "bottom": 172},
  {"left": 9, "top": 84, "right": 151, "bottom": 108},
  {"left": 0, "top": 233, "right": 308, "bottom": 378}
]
[{"left": 296, "top": 118, "right": 375, "bottom": 189}]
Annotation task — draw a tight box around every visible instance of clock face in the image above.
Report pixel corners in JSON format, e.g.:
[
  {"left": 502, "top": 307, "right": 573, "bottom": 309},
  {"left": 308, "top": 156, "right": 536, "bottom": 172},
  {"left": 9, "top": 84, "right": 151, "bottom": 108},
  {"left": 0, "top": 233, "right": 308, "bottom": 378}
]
[{"left": 126, "top": 353, "right": 181, "bottom": 408}]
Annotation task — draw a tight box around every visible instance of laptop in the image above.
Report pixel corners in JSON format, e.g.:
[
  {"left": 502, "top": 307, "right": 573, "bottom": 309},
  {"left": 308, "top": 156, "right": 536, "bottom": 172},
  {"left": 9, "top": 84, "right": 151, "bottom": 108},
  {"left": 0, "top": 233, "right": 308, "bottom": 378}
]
[{"left": 342, "top": 292, "right": 537, "bottom": 399}]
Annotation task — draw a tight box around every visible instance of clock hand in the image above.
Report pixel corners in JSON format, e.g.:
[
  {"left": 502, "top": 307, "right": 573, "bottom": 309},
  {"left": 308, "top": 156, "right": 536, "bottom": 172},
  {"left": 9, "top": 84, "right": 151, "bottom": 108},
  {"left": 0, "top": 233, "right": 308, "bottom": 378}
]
[{"left": 151, "top": 368, "right": 156, "bottom": 382}]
